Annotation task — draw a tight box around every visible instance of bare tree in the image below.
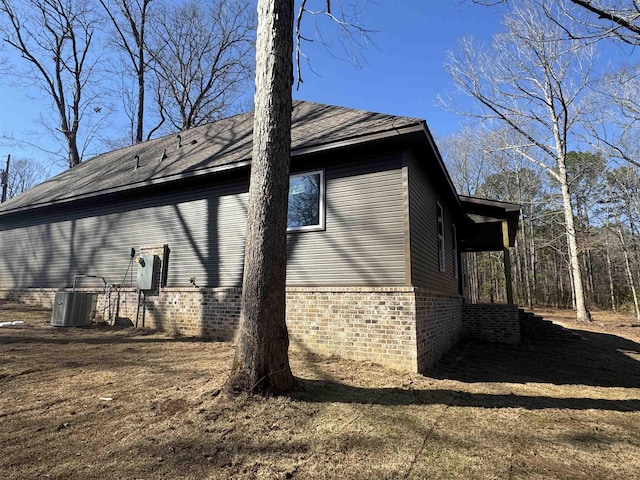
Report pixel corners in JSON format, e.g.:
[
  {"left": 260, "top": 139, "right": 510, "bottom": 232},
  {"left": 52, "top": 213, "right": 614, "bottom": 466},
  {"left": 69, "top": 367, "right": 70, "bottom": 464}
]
[
  {"left": 582, "top": 64, "right": 640, "bottom": 171},
  {"left": 100, "top": 0, "right": 153, "bottom": 144},
  {"left": 598, "top": 169, "right": 640, "bottom": 318},
  {"left": 144, "top": 0, "right": 254, "bottom": 134},
  {"left": 471, "top": 2, "right": 640, "bottom": 169},
  {"left": 225, "top": 0, "right": 295, "bottom": 395},
  {"left": 5, "top": 157, "right": 45, "bottom": 198},
  {"left": 473, "top": 0, "right": 640, "bottom": 43},
  {"left": 445, "top": 0, "right": 594, "bottom": 321},
  {"left": 612, "top": 223, "right": 640, "bottom": 320},
  {"left": 480, "top": 144, "right": 546, "bottom": 308},
  {"left": 439, "top": 127, "right": 495, "bottom": 196},
  {"left": 226, "top": 0, "right": 371, "bottom": 395},
  {"left": 443, "top": 125, "right": 549, "bottom": 308},
  {"left": 294, "top": 0, "right": 372, "bottom": 89},
  {"left": 563, "top": 0, "right": 640, "bottom": 44},
  {"left": 0, "top": 0, "right": 103, "bottom": 168}
]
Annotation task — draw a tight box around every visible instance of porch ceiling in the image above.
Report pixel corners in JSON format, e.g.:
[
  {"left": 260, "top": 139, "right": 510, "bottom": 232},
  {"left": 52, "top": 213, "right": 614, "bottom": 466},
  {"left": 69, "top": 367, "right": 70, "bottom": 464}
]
[{"left": 459, "top": 195, "right": 520, "bottom": 252}]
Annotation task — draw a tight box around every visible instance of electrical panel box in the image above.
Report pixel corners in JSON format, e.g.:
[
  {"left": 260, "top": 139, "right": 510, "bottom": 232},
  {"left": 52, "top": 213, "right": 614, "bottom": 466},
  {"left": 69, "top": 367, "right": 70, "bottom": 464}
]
[{"left": 136, "top": 254, "right": 160, "bottom": 291}]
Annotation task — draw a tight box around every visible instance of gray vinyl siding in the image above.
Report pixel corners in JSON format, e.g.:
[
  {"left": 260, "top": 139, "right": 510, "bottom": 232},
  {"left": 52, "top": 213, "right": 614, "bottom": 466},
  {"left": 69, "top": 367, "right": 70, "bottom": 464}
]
[
  {"left": 287, "top": 163, "right": 406, "bottom": 286},
  {"left": 0, "top": 180, "right": 248, "bottom": 289},
  {"left": 0, "top": 153, "right": 407, "bottom": 289},
  {"left": 407, "top": 151, "right": 459, "bottom": 294}
]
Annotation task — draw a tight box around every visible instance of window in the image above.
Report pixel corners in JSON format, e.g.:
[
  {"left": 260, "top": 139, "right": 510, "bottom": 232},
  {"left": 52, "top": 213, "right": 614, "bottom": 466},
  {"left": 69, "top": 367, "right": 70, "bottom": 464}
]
[
  {"left": 287, "top": 169, "right": 324, "bottom": 232},
  {"left": 437, "top": 202, "right": 445, "bottom": 272},
  {"left": 452, "top": 224, "right": 458, "bottom": 279}
]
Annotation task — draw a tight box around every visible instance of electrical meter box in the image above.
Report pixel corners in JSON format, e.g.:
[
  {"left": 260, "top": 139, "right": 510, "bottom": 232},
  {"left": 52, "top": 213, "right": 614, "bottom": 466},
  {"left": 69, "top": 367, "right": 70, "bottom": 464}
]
[{"left": 136, "top": 254, "right": 161, "bottom": 291}]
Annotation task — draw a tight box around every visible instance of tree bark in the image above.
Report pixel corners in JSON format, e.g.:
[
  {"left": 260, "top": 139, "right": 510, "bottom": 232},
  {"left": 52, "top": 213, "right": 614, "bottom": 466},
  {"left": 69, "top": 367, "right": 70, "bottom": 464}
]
[
  {"left": 225, "top": 0, "right": 295, "bottom": 395},
  {"left": 558, "top": 159, "right": 590, "bottom": 321},
  {"left": 617, "top": 226, "right": 640, "bottom": 320},
  {"left": 67, "top": 133, "right": 81, "bottom": 168},
  {"left": 136, "top": 8, "right": 146, "bottom": 144},
  {"left": 605, "top": 236, "right": 617, "bottom": 311}
]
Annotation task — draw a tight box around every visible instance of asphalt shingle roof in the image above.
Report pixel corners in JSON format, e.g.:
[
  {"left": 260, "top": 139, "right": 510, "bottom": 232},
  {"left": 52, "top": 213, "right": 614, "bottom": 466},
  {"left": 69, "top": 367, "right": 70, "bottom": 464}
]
[{"left": 0, "top": 101, "right": 424, "bottom": 214}]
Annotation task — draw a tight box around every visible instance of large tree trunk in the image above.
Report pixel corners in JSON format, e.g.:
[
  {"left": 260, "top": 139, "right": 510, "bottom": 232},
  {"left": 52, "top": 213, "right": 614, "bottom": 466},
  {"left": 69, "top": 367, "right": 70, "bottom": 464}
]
[
  {"left": 557, "top": 153, "right": 590, "bottom": 321},
  {"left": 225, "top": 0, "right": 295, "bottom": 395},
  {"left": 605, "top": 238, "right": 616, "bottom": 311},
  {"left": 136, "top": 42, "right": 145, "bottom": 144},
  {"left": 617, "top": 226, "right": 640, "bottom": 321},
  {"left": 67, "top": 132, "right": 81, "bottom": 168}
]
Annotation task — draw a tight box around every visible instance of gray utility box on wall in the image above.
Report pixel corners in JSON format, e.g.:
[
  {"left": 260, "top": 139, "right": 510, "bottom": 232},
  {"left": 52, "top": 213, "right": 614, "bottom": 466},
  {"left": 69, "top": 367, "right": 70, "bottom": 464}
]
[
  {"left": 136, "top": 254, "right": 161, "bottom": 291},
  {"left": 51, "top": 291, "right": 98, "bottom": 327}
]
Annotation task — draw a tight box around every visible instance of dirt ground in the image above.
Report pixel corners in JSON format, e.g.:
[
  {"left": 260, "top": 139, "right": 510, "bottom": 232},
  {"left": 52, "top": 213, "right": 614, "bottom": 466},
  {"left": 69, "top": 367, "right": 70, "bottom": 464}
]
[{"left": 1, "top": 303, "right": 639, "bottom": 480}]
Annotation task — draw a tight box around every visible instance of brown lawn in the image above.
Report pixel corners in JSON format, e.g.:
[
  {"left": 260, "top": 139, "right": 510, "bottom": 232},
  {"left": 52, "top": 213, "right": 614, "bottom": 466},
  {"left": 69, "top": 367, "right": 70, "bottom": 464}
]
[{"left": 1, "top": 302, "right": 639, "bottom": 479}]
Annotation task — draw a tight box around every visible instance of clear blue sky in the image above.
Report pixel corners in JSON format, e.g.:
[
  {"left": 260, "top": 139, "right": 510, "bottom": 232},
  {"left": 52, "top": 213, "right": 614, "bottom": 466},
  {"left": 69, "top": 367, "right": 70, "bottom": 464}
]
[
  {"left": 295, "top": 0, "right": 506, "bottom": 137},
  {"left": 0, "top": 0, "right": 507, "bottom": 175}
]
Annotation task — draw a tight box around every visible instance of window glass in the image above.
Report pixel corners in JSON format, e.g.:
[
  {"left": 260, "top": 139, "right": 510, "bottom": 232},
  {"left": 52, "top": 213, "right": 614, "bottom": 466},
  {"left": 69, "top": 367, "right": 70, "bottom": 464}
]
[{"left": 288, "top": 170, "right": 323, "bottom": 231}]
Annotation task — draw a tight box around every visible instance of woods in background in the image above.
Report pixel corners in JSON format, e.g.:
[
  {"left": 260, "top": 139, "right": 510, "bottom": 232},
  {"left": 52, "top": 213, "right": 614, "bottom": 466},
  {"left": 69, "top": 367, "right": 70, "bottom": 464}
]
[
  {"left": 442, "top": 0, "right": 640, "bottom": 319},
  {"left": 442, "top": 138, "right": 640, "bottom": 318}
]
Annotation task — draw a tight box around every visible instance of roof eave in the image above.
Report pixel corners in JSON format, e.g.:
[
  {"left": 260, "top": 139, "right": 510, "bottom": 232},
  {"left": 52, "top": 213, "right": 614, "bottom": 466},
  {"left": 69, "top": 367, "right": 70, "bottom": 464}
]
[
  {"left": 291, "top": 122, "right": 425, "bottom": 157},
  {"left": 421, "top": 123, "right": 461, "bottom": 212},
  {"left": 0, "top": 123, "right": 426, "bottom": 217},
  {"left": 459, "top": 195, "right": 521, "bottom": 249},
  {"left": 0, "top": 159, "right": 253, "bottom": 216}
]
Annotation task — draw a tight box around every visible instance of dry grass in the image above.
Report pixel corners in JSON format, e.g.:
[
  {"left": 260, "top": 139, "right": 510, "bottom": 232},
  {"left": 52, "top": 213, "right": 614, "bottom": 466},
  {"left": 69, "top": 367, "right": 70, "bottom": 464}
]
[{"left": 1, "top": 301, "right": 639, "bottom": 479}]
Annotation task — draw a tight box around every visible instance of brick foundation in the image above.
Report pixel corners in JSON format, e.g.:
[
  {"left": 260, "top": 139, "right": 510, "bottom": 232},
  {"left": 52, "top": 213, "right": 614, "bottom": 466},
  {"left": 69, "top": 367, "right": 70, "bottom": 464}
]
[
  {"left": 0, "top": 288, "right": 58, "bottom": 308},
  {"left": 143, "top": 287, "right": 242, "bottom": 339},
  {"left": 3, "top": 288, "right": 521, "bottom": 372},
  {"left": 2, "top": 286, "right": 468, "bottom": 374},
  {"left": 415, "top": 289, "right": 464, "bottom": 371},
  {"left": 286, "top": 287, "right": 419, "bottom": 372},
  {"left": 462, "top": 303, "right": 520, "bottom": 344}
]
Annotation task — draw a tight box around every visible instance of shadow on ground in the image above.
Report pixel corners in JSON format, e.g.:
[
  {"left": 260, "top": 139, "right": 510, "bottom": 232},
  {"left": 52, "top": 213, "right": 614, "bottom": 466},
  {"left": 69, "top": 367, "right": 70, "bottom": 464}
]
[
  {"left": 0, "top": 324, "right": 209, "bottom": 346},
  {"left": 291, "top": 379, "right": 640, "bottom": 411},
  {"left": 431, "top": 328, "right": 640, "bottom": 389},
  {"left": 290, "top": 325, "right": 640, "bottom": 412}
]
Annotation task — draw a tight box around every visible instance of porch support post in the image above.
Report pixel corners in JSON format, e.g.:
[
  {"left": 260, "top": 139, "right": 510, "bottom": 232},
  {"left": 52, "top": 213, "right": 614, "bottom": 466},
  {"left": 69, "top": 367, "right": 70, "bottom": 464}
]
[{"left": 502, "top": 220, "right": 514, "bottom": 305}]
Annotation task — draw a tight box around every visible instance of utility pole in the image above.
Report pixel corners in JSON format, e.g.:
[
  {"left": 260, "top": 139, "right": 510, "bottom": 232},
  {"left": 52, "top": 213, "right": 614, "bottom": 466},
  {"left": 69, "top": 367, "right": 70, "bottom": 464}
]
[{"left": 0, "top": 154, "right": 10, "bottom": 203}]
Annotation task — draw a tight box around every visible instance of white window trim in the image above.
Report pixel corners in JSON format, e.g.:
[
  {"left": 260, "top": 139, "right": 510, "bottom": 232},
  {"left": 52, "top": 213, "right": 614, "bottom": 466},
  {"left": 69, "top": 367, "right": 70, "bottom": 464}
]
[
  {"left": 287, "top": 169, "right": 325, "bottom": 233},
  {"left": 452, "top": 223, "right": 458, "bottom": 279},
  {"left": 437, "top": 201, "right": 445, "bottom": 273}
]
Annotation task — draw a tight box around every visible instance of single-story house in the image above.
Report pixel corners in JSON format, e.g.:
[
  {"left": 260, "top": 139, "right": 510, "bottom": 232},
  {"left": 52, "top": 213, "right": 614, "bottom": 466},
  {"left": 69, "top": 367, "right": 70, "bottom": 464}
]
[{"left": 0, "top": 101, "right": 520, "bottom": 373}]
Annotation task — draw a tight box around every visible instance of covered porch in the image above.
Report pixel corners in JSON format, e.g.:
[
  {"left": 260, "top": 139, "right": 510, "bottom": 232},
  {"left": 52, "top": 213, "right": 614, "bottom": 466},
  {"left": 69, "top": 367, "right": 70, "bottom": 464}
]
[
  {"left": 459, "top": 195, "right": 520, "bottom": 305},
  {"left": 458, "top": 195, "right": 521, "bottom": 344}
]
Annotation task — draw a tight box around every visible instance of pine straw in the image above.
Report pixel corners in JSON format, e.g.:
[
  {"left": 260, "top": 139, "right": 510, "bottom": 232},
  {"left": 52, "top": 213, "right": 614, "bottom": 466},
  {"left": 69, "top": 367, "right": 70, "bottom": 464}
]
[{"left": 1, "top": 302, "right": 639, "bottom": 479}]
